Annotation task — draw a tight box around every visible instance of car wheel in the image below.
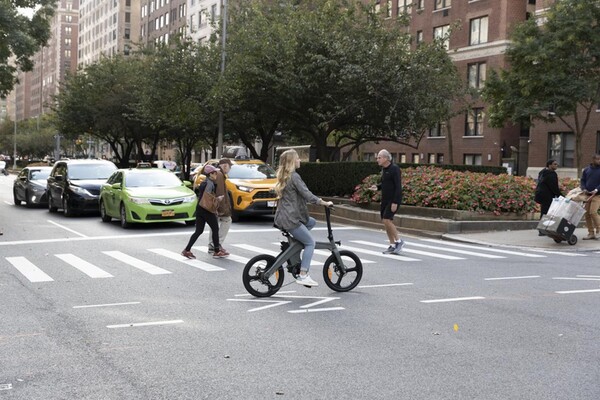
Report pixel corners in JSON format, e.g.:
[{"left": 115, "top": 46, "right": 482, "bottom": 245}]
[
  {"left": 63, "top": 197, "right": 74, "bottom": 217},
  {"left": 100, "top": 200, "right": 111, "bottom": 222},
  {"left": 25, "top": 190, "right": 33, "bottom": 208},
  {"left": 48, "top": 194, "right": 58, "bottom": 213},
  {"left": 120, "top": 203, "right": 130, "bottom": 229},
  {"left": 13, "top": 189, "right": 21, "bottom": 206}
]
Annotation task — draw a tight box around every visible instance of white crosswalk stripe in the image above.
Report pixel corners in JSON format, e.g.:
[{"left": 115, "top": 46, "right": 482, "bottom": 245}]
[
  {"left": 332, "top": 245, "right": 420, "bottom": 262},
  {"left": 6, "top": 256, "right": 54, "bottom": 282},
  {"left": 420, "top": 238, "right": 547, "bottom": 258},
  {"left": 103, "top": 250, "right": 172, "bottom": 275},
  {"left": 55, "top": 253, "right": 114, "bottom": 278},
  {"left": 148, "top": 248, "right": 225, "bottom": 271},
  {"left": 351, "top": 240, "right": 505, "bottom": 259},
  {"left": 351, "top": 240, "right": 464, "bottom": 260}
]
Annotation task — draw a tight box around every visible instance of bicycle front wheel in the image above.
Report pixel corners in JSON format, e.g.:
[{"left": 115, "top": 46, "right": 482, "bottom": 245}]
[
  {"left": 242, "top": 255, "right": 284, "bottom": 297},
  {"left": 322, "top": 250, "right": 363, "bottom": 292}
]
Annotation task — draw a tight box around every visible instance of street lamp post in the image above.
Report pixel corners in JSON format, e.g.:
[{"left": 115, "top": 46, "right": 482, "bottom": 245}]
[
  {"left": 13, "top": 116, "right": 17, "bottom": 169},
  {"left": 217, "top": 0, "right": 228, "bottom": 158}
]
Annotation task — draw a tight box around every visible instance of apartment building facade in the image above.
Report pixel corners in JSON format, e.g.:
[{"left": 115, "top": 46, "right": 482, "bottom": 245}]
[
  {"left": 139, "top": 0, "right": 187, "bottom": 46},
  {"left": 9, "top": 0, "right": 79, "bottom": 121},
  {"left": 78, "top": 0, "right": 141, "bottom": 67}
]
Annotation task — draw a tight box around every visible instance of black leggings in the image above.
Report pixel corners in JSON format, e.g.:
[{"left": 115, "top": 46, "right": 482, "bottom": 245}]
[{"left": 185, "top": 206, "right": 220, "bottom": 252}]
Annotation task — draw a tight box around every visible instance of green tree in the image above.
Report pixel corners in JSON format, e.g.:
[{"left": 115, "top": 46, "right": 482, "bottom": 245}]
[
  {"left": 0, "top": 0, "right": 55, "bottom": 97},
  {"left": 135, "top": 39, "right": 221, "bottom": 179},
  {"left": 482, "top": 0, "right": 600, "bottom": 176},
  {"left": 53, "top": 55, "right": 151, "bottom": 167}
]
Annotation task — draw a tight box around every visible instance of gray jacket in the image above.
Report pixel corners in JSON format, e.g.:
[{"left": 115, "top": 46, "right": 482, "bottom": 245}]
[{"left": 274, "top": 172, "right": 320, "bottom": 231}]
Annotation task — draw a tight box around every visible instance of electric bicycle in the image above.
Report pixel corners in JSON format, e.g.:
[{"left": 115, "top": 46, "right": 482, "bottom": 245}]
[{"left": 242, "top": 205, "right": 363, "bottom": 297}]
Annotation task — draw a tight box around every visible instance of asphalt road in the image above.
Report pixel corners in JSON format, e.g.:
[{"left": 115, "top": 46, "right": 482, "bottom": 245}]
[{"left": 1, "top": 174, "right": 600, "bottom": 400}]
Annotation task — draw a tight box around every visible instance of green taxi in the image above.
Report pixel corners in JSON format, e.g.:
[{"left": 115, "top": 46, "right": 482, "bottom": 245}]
[{"left": 99, "top": 167, "right": 197, "bottom": 228}]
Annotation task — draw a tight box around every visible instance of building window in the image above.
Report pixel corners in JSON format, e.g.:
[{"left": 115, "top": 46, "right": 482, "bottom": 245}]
[
  {"left": 429, "top": 122, "right": 445, "bottom": 137},
  {"left": 416, "top": 30, "right": 423, "bottom": 45},
  {"left": 412, "top": 153, "right": 420, "bottom": 163},
  {"left": 399, "top": 153, "right": 407, "bottom": 163},
  {"left": 470, "top": 16, "right": 488, "bottom": 45},
  {"left": 386, "top": 0, "right": 392, "bottom": 18},
  {"left": 428, "top": 153, "right": 444, "bottom": 164},
  {"left": 124, "top": 28, "right": 130, "bottom": 39},
  {"left": 65, "top": 15, "right": 72, "bottom": 22},
  {"left": 464, "top": 154, "right": 482, "bottom": 165},
  {"left": 465, "top": 108, "right": 484, "bottom": 136},
  {"left": 398, "top": 0, "right": 412, "bottom": 15},
  {"left": 125, "top": 12, "right": 130, "bottom": 23},
  {"left": 434, "top": 0, "right": 451, "bottom": 10},
  {"left": 417, "top": 0, "right": 424, "bottom": 9},
  {"left": 125, "top": 0, "right": 130, "bottom": 6},
  {"left": 211, "top": 4, "right": 217, "bottom": 22},
  {"left": 363, "top": 152, "right": 376, "bottom": 162},
  {"left": 65, "top": 26, "right": 72, "bottom": 35},
  {"left": 549, "top": 132, "right": 575, "bottom": 168},
  {"left": 467, "top": 62, "right": 486, "bottom": 89},
  {"left": 65, "top": 49, "right": 71, "bottom": 58},
  {"left": 434, "top": 25, "right": 450, "bottom": 50},
  {"left": 65, "top": 38, "right": 71, "bottom": 46}
]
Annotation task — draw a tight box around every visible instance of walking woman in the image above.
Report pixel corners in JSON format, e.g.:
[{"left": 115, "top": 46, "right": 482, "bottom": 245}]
[
  {"left": 182, "top": 164, "right": 229, "bottom": 259},
  {"left": 535, "top": 159, "right": 562, "bottom": 216},
  {"left": 274, "top": 149, "right": 332, "bottom": 287}
]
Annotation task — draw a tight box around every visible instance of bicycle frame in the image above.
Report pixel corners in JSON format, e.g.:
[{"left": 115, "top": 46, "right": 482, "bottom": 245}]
[{"left": 264, "top": 207, "right": 344, "bottom": 277}]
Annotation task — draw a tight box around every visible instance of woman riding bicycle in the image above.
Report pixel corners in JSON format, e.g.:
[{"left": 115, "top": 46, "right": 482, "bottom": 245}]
[{"left": 274, "top": 149, "right": 333, "bottom": 287}]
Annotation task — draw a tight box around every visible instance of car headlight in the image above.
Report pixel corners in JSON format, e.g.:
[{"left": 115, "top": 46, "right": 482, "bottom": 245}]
[
  {"left": 236, "top": 185, "right": 253, "bottom": 192},
  {"left": 182, "top": 195, "right": 197, "bottom": 203},
  {"left": 69, "top": 185, "right": 92, "bottom": 196},
  {"left": 129, "top": 197, "right": 150, "bottom": 204}
]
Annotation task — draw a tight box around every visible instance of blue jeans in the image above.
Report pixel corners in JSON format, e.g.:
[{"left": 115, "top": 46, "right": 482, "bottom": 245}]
[{"left": 289, "top": 217, "right": 316, "bottom": 272}]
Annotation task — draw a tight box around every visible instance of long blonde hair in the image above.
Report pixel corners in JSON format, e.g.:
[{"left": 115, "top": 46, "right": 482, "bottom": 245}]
[{"left": 275, "top": 149, "right": 298, "bottom": 197}]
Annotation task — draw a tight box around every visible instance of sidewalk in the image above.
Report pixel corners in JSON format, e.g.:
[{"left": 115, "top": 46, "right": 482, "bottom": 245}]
[{"left": 443, "top": 227, "right": 600, "bottom": 252}]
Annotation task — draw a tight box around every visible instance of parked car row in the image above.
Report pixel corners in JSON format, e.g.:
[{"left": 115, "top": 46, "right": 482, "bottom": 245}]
[{"left": 11, "top": 157, "right": 279, "bottom": 227}]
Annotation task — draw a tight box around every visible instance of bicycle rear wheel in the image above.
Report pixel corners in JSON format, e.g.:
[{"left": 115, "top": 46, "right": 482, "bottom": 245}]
[
  {"left": 322, "top": 250, "right": 363, "bottom": 292},
  {"left": 242, "top": 255, "right": 284, "bottom": 297}
]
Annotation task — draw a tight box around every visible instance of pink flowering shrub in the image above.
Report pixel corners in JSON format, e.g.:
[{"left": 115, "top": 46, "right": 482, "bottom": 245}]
[{"left": 352, "top": 166, "right": 548, "bottom": 215}]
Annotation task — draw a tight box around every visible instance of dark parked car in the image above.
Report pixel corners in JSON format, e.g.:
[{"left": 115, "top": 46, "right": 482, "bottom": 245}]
[
  {"left": 13, "top": 166, "right": 52, "bottom": 207},
  {"left": 47, "top": 159, "right": 117, "bottom": 216}
]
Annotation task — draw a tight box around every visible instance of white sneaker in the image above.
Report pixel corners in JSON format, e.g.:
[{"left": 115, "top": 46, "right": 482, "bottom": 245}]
[
  {"left": 296, "top": 274, "right": 319, "bottom": 287},
  {"left": 392, "top": 240, "right": 405, "bottom": 254}
]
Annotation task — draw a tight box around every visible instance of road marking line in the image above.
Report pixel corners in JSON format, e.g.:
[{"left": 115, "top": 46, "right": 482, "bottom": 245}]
[
  {"left": 382, "top": 241, "right": 505, "bottom": 259},
  {"left": 535, "top": 251, "right": 586, "bottom": 257},
  {"left": 106, "top": 320, "right": 184, "bottom": 329},
  {"left": 420, "top": 296, "right": 485, "bottom": 303},
  {"left": 358, "top": 283, "right": 414, "bottom": 288},
  {"left": 299, "top": 297, "right": 339, "bottom": 308},
  {"left": 227, "top": 299, "right": 292, "bottom": 312},
  {"left": 288, "top": 307, "right": 345, "bottom": 313},
  {"left": 0, "top": 227, "right": 362, "bottom": 247},
  {"left": 552, "top": 277, "right": 600, "bottom": 281},
  {"left": 55, "top": 254, "right": 113, "bottom": 278},
  {"left": 555, "top": 289, "right": 600, "bottom": 294},
  {"left": 3, "top": 201, "right": 13, "bottom": 205},
  {"left": 73, "top": 302, "right": 140, "bottom": 309},
  {"left": 484, "top": 275, "right": 541, "bottom": 281},
  {"left": 233, "top": 244, "right": 322, "bottom": 265},
  {"left": 148, "top": 248, "right": 225, "bottom": 271},
  {"left": 47, "top": 220, "right": 88, "bottom": 237},
  {"left": 334, "top": 244, "right": 420, "bottom": 262},
  {"left": 421, "top": 239, "right": 546, "bottom": 258},
  {"left": 103, "top": 251, "right": 172, "bottom": 275},
  {"left": 351, "top": 240, "right": 464, "bottom": 260},
  {"left": 233, "top": 291, "right": 297, "bottom": 297},
  {"left": 577, "top": 275, "right": 600, "bottom": 278},
  {"left": 6, "top": 257, "right": 53, "bottom": 282}
]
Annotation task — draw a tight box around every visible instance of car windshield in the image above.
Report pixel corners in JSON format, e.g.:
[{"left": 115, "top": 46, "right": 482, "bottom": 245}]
[
  {"left": 69, "top": 164, "right": 117, "bottom": 180},
  {"left": 125, "top": 171, "right": 182, "bottom": 188},
  {"left": 228, "top": 164, "right": 276, "bottom": 179},
  {"left": 30, "top": 169, "right": 50, "bottom": 180}
]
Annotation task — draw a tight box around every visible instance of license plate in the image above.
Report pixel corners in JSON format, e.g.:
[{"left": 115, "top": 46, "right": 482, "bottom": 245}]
[
  {"left": 267, "top": 201, "right": 277, "bottom": 207},
  {"left": 161, "top": 210, "right": 175, "bottom": 217}
]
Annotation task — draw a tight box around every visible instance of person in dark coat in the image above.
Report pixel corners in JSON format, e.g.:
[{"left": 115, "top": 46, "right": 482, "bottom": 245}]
[{"left": 535, "top": 159, "right": 562, "bottom": 220}]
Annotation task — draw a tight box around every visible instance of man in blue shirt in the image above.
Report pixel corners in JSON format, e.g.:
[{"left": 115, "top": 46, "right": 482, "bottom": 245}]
[{"left": 580, "top": 154, "right": 600, "bottom": 240}]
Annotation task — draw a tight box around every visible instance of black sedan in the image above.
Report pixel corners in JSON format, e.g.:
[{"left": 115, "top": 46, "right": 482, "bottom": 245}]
[{"left": 13, "top": 166, "right": 52, "bottom": 207}]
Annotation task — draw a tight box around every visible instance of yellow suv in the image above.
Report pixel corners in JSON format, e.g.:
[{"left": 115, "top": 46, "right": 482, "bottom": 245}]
[{"left": 194, "top": 158, "right": 278, "bottom": 221}]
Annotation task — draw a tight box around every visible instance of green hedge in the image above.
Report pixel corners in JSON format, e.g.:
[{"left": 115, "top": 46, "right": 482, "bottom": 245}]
[{"left": 298, "top": 162, "right": 507, "bottom": 196}]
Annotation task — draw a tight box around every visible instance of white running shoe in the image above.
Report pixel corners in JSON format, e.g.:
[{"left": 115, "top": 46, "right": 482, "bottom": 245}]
[
  {"left": 392, "top": 239, "right": 405, "bottom": 254},
  {"left": 296, "top": 274, "right": 319, "bottom": 287}
]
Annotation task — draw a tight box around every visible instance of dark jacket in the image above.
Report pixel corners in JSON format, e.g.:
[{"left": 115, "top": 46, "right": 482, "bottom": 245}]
[
  {"left": 580, "top": 164, "right": 600, "bottom": 194},
  {"left": 535, "top": 168, "right": 561, "bottom": 204},
  {"left": 378, "top": 163, "right": 402, "bottom": 204}
]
